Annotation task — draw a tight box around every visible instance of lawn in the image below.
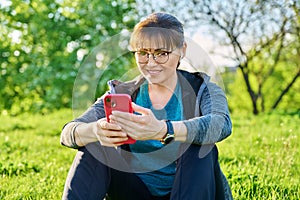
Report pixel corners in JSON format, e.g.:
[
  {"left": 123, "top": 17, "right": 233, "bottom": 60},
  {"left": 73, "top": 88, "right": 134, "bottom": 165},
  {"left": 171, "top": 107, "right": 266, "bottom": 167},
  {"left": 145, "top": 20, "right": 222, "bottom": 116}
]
[
  {"left": 218, "top": 112, "right": 299, "bottom": 199},
  {"left": 0, "top": 109, "right": 299, "bottom": 199}
]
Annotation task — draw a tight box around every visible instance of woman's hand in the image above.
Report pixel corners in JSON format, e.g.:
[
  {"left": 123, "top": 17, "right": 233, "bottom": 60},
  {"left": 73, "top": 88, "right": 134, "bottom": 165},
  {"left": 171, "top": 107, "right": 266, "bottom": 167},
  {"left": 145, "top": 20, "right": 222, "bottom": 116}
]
[
  {"left": 74, "top": 118, "right": 129, "bottom": 147},
  {"left": 94, "top": 118, "right": 130, "bottom": 147},
  {"left": 109, "top": 103, "right": 167, "bottom": 141}
]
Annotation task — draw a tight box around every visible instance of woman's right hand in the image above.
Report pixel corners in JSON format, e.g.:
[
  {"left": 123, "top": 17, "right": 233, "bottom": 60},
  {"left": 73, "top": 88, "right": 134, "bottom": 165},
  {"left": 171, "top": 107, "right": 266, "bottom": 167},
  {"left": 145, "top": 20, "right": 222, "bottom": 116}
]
[
  {"left": 94, "top": 118, "right": 129, "bottom": 147},
  {"left": 74, "top": 118, "right": 129, "bottom": 147}
]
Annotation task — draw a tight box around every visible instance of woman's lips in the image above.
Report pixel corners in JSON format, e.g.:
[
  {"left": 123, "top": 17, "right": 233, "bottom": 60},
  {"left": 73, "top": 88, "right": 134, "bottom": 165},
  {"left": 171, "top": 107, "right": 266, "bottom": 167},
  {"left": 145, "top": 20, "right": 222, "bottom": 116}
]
[{"left": 147, "top": 69, "right": 162, "bottom": 75}]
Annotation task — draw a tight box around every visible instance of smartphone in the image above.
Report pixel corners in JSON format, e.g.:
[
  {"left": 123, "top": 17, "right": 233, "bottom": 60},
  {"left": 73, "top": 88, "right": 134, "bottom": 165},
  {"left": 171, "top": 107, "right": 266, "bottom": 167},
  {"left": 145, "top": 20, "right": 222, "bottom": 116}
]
[{"left": 103, "top": 94, "right": 136, "bottom": 144}]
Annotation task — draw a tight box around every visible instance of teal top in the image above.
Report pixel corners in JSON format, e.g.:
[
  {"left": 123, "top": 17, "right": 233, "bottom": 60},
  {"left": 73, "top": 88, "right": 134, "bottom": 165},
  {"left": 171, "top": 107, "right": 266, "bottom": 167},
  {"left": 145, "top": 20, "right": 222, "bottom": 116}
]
[{"left": 129, "top": 80, "right": 184, "bottom": 196}]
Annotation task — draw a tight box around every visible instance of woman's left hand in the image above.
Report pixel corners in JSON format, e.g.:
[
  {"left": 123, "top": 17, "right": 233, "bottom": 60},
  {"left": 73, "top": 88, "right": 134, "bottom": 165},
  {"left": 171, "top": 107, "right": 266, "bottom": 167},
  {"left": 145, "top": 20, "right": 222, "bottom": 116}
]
[{"left": 109, "top": 103, "right": 166, "bottom": 140}]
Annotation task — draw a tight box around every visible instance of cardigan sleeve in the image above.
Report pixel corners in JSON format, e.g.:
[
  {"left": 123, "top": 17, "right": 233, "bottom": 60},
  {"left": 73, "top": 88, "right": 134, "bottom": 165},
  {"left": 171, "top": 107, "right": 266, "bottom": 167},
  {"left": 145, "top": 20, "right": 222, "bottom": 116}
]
[
  {"left": 60, "top": 97, "right": 106, "bottom": 148},
  {"left": 183, "top": 82, "right": 232, "bottom": 145}
]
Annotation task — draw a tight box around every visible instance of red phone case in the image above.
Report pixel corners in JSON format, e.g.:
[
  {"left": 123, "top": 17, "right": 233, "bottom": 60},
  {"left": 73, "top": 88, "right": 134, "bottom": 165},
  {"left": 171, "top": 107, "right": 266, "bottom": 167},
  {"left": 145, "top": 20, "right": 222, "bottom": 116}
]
[{"left": 103, "top": 94, "right": 136, "bottom": 144}]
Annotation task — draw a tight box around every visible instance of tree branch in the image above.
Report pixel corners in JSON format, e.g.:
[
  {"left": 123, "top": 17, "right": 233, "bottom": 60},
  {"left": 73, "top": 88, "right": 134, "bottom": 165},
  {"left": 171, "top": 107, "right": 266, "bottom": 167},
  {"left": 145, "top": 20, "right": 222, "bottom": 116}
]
[{"left": 272, "top": 68, "right": 300, "bottom": 109}]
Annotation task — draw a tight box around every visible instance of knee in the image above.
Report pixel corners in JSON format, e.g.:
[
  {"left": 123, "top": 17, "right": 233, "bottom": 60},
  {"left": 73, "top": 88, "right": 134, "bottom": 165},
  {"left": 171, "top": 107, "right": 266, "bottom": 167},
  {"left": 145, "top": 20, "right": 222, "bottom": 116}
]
[{"left": 62, "top": 147, "right": 110, "bottom": 200}]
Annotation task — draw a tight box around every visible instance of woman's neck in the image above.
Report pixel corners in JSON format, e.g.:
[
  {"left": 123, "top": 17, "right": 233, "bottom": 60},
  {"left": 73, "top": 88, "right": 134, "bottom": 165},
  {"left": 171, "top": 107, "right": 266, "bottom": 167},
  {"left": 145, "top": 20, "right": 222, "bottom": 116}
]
[
  {"left": 149, "top": 72, "right": 178, "bottom": 92},
  {"left": 148, "top": 76, "right": 178, "bottom": 109}
]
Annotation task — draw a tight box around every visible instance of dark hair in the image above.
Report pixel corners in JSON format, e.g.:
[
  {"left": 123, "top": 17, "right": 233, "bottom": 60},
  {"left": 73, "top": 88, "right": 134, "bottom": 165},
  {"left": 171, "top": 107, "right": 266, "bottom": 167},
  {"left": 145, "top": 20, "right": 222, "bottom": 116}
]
[{"left": 130, "top": 12, "right": 184, "bottom": 51}]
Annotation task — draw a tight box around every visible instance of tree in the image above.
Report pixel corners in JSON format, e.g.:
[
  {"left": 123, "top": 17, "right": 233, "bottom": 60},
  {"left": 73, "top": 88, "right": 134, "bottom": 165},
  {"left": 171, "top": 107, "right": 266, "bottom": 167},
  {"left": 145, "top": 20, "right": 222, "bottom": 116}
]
[
  {"left": 136, "top": 0, "right": 300, "bottom": 114},
  {"left": 0, "top": 0, "right": 137, "bottom": 114},
  {"left": 271, "top": 0, "right": 300, "bottom": 110}
]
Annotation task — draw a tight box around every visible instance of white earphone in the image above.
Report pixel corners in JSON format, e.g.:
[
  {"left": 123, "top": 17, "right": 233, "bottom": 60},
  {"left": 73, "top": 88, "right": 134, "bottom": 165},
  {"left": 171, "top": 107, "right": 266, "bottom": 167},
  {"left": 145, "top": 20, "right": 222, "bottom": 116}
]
[{"left": 180, "top": 53, "right": 184, "bottom": 60}]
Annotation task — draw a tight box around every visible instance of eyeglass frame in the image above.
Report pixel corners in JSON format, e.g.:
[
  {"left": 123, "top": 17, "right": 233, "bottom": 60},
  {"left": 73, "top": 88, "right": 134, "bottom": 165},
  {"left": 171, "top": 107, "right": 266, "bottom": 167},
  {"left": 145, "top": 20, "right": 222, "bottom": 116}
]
[{"left": 132, "top": 49, "right": 175, "bottom": 64}]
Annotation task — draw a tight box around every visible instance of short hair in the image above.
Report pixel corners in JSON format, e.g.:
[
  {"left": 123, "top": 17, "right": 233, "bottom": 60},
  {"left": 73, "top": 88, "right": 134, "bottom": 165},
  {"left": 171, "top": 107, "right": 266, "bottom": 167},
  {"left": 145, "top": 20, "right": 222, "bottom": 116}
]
[{"left": 130, "top": 12, "right": 184, "bottom": 51}]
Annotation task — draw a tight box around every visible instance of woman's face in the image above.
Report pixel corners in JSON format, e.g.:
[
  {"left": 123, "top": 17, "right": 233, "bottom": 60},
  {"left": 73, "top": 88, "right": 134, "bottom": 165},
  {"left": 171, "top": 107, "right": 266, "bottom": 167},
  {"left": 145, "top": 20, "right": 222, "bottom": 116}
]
[{"left": 134, "top": 38, "right": 185, "bottom": 87}]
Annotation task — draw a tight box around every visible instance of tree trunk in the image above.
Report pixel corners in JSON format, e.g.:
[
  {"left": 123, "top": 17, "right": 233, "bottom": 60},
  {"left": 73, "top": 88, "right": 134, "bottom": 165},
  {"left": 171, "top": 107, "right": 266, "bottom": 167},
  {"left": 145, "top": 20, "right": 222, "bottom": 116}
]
[{"left": 239, "top": 64, "right": 259, "bottom": 115}]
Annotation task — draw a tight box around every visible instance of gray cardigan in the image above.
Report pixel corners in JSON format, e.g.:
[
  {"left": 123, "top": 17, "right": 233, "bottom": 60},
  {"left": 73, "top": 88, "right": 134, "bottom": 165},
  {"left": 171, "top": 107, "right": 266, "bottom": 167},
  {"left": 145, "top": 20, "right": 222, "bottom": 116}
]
[
  {"left": 60, "top": 69, "right": 233, "bottom": 199},
  {"left": 61, "top": 70, "right": 232, "bottom": 147}
]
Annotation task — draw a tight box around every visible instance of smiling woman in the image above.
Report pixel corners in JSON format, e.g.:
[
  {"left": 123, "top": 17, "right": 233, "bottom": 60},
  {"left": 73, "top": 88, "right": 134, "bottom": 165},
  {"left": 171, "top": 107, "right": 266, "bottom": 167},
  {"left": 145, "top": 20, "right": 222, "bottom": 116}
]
[{"left": 61, "top": 12, "right": 233, "bottom": 200}]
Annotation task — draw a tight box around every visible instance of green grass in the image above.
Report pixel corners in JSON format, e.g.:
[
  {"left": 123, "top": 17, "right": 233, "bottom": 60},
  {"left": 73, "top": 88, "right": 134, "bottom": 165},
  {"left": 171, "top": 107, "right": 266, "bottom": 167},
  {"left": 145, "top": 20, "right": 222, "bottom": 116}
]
[
  {"left": 0, "top": 109, "right": 299, "bottom": 199},
  {"left": 0, "top": 109, "right": 76, "bottom": 199},
  {"left": 218, "top": 112, "right": 300, "bottom": 199}
]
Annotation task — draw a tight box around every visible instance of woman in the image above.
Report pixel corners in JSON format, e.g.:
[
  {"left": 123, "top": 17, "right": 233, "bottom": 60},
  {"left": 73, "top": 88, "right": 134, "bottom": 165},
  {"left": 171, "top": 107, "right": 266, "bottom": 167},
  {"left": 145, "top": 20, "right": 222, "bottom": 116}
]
[{"left": 61, "top": 12, "right": 232, "bottom": 200}]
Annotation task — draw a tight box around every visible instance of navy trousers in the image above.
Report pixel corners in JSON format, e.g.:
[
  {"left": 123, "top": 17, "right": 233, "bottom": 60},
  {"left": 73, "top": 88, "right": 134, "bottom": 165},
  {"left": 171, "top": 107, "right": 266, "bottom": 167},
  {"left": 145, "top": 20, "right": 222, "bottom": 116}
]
[{"left": 62, "top": 143, "right": 218, "bottom": 200}]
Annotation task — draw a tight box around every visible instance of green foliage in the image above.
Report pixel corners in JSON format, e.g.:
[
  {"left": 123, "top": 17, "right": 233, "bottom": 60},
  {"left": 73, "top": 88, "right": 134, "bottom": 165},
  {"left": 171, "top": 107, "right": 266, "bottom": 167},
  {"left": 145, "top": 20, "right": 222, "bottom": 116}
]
[
  {"left": 0, "top": 110, "right": 299, "bottom": 199},
  {"left": 0, "top": 0, "right": 137, "bottom": 115},
  {"left": 245, "top": 32, "right": 300, "bottom": 112},
  {"left": 141, "top": 0, "right": 300, "bottom": 114},
  {"left": 1, "top": 0, "right": 299, "bottom": 115},
  {"left": 223, "top": 63, "right": 300, "bottom": 115},
  {"left": 222, "top": 69, "right": 253, "bottom": 114}
]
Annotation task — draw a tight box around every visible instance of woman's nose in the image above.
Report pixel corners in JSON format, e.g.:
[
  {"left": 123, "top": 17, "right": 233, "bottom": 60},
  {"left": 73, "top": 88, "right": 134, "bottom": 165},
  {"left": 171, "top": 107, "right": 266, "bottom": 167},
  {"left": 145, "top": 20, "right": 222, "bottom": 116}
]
[{"left": 147, "top": 54, "right": 156, "bottom": 66}]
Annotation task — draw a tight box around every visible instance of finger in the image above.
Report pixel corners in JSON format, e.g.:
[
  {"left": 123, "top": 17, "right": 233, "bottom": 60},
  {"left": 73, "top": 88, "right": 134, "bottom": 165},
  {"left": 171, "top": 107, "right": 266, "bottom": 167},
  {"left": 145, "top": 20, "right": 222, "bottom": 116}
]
[
  {"left": 100, "top": 129, "right": 127, "bottom": 138},
  {"left": 110, "top": 118, "right": 147, "bottom": 139},
  {"left": 111, "top": 109, "right": 152, "bottom": 124},
  {"left": 99, "top": 136, "right": 129, "bottom": 147},
  {"left": 106, "top": 103, "right": 146, "bottom": 118},
  {"left": 97, "top": 119, "right": 122, "bottom": 130},
  {"left": 105, "top": 136, "right": 129, "bottom": 144},
  {"left": 111, "top": 110, "right": 131, "bottom": 118},
  {"left": 131, "top": 102, "right": 151, "bottom": 115},
  {"left": 110, "top": 110, "right": 138, "bottom": 123}
]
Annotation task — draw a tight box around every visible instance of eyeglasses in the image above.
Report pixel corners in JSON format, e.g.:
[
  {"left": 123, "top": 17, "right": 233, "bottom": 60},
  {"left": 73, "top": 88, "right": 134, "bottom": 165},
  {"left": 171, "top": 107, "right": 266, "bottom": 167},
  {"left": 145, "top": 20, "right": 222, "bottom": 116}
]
[{"left": 133, "top": 50, "right": 172, "bottom": 64}]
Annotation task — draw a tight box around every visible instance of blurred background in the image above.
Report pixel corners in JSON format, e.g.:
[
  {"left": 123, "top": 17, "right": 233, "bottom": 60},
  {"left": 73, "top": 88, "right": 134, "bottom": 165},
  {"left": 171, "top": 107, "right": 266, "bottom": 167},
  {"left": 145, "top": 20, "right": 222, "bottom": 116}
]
[{"left": 1, "top": 0, "right": 299, "bottom": 115}]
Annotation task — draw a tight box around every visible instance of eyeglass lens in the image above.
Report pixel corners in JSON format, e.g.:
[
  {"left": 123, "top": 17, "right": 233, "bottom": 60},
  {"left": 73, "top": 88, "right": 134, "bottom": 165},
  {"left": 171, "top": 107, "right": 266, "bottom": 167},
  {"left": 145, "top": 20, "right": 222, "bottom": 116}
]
[{"left": 135, "top": 50, "right": 171, "bottom": 64}]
